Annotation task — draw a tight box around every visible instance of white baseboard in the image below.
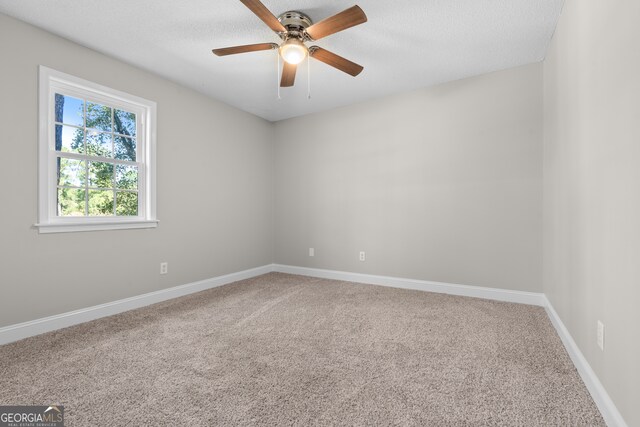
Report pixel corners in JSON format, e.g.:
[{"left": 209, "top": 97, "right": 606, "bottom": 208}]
[
  {"left": 0, "top": 264, "right": 544, "bottom": 346},
  {"left": 0, "top": 264, "right": 273, "bottom": 345},
  {"left": 544, "top": 297, "right": 627, "bottom": 427},
  {"left": 273, "top": 264, "right": 546, "bottom": 306}
]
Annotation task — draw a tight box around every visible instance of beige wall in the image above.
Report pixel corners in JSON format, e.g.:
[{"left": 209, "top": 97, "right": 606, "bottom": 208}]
[
  {"left": 274, "top": 64, "right": 543, "bottom": 292},
  {"left": 0, "top": 14, "right": 274, "bottom": 327},
  {"left": 543, "top": 0, "right": 640, "bottom": 425}
]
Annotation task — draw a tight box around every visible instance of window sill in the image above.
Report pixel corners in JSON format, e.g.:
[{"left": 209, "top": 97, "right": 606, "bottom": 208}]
[{"left": 34, "top": 219, "right": 159, "bottom": 234}]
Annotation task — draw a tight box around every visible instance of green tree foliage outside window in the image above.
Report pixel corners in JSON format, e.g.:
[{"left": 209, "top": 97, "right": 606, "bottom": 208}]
[{"left": 55, "top": 94, "right": 139, "bottom": 217}]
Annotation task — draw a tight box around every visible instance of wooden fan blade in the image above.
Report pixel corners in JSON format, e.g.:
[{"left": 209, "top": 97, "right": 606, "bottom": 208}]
[
  {"left": 212, "top": 43, "right": 277, "bottom": 56},
  {"left": 305, "top": 5, "right": 367, "bottom": 41},
  {"left": 310, "top": 47, "right": 363, "bottom": 77},
  {"left": 280, "top": 62, "right": 297, "bottom": 87},
  {"left": 239, "top": 0, "right": 286, "bottom": 33}
]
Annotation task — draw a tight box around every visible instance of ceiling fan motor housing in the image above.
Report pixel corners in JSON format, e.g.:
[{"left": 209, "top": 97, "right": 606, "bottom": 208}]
[{"left": 277, "top": 11, "right": 313, "bottom": 38}]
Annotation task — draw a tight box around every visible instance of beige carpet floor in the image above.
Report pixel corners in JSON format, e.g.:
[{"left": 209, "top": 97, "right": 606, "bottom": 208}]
[{"left": 0, "top": 273, "right": 604, "bottom": 426}]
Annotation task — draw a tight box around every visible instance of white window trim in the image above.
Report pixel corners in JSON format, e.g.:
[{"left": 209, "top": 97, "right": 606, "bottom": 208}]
[{"left": 36, "top": 66, "right": 157, "bottom": 233}]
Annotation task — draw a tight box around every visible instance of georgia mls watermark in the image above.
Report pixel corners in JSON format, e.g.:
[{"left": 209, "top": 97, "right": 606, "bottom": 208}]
[{"left": 0, "top": 406, "right": 64, "bottom": 427}]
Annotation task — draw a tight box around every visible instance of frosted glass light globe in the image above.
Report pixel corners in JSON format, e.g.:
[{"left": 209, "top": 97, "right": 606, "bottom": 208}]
[{"left": 279, "top": 39, "right": 308, "bottom": 65}]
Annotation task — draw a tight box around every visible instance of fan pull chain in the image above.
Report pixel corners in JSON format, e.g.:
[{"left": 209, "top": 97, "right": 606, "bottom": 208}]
[
  {"left": 276, "top": 51, "right": 282, "bottom": 100},
  {"left": 307, "top": 54, "right": 311, "bottom": 99}
]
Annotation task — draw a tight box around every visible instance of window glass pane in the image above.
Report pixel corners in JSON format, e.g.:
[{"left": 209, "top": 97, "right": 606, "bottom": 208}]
[
  {"left": 114, "top": 109, "right": 136, "bottom": 137},
  {"left": 86, "top": 131, "right": 112, "bottom": 158},
  {"left": 114, "top": 136, "right": 136, "bottom": 161},
  {"left": 57, "top": 158, "right": 86, "bottom": 187},
  {"left": 116, "top": 191, "right": 138, "bottom": 216},
  {"left": 88, "top": 162, "right": 114, "bottom": 189},
  {"left": 115, "top": 165, "right": 138, "bottom": 190},
  {"left": 55, "top": 124, "right": 84, "bottom": 154},
  {"left": 88, "top": 190, "right": 114, "bottom": 216},
  {"left": 55, "top": 94, "right": 84, "bottom": 127},
  {"left": 86, "top": 102, "right": 112, "bottom": 132},
  {"left": 57, "top": 187, "right": 85, "bottom": 216}
]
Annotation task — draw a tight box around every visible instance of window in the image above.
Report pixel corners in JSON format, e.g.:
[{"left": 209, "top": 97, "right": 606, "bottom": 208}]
[{"left": 37, "top": 66, "right": 157, "bottom": 233}]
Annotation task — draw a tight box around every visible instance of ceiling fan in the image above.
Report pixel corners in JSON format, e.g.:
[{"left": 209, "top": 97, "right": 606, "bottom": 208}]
[{"left": 212, "top": 0, "right": 367, "bottom": 87}]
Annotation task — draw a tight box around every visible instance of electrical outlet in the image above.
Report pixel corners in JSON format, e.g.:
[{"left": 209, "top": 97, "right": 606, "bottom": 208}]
[
  {"left": 309, "top": 248, "right": 315, "bottom": 257},
  {"left": 597, "top": 321, "right": 604, "bottom": 351},
  {"left": 160, "top": 262, "right": 168, "bottom": 275},
  {"left": 359, "top": 251, "right": 366, "bottom": 262}
]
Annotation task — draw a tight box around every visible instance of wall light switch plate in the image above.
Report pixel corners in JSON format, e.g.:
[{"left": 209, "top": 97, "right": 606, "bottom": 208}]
[{"left": 309, "top": 248, "right": 314, "bottom": 257}]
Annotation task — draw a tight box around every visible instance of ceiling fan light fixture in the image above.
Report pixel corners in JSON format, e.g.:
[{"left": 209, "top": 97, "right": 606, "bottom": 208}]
[{"left": 279, "top": 38, "right": 308, "bottom": 65}]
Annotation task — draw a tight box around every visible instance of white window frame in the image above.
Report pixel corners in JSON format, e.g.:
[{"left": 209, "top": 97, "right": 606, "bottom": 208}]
[{"left": 36, "top": 66, "right": 157, "bottom": 233}]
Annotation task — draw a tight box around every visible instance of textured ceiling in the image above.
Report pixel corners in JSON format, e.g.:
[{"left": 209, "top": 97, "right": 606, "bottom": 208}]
[{"left": 0, "top": 0, "right": 563, "bottom": 121}]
